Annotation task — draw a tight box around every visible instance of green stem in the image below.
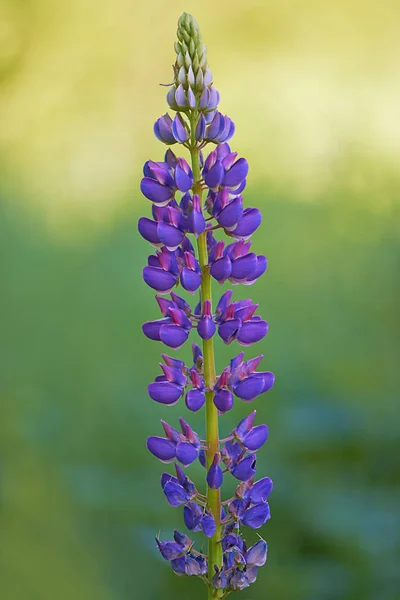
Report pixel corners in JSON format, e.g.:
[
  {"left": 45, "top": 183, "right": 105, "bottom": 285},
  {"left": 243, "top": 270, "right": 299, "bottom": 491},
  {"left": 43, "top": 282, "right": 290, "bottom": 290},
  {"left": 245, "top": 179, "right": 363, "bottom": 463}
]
[{"left": 189, "top": 117, "right": 223, "bottom": 599}]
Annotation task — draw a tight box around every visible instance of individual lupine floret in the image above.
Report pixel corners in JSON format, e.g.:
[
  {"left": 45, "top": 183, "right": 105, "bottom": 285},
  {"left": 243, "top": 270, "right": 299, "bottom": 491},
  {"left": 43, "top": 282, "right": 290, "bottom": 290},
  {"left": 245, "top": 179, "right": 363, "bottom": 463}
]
[
  {"left": 140, "top": 156, "right": 194, "bottom": 205},
  {"left": 180, "top": 249, "right": 202, "bottom": 291},
  {"left": 213, "top": 369, "right": 235, "bottom": 413},
  {"left": 197, "top": 299, "right": 216, "bottom": 340},
  {"left": 202, "top": 144, "right": 248, "bottom": 194},
  {"left": 162, "top": 464, "right": 197, "bottom": 506},
  {"left": 244, "top": 539, "right": 268, "bottom": 567},
  {"left": 154, "top": 113, "right": 191, "bottom": 145},
  {"left": 227, "top": 353, "right": 275, "bottom": 401},
  {"left": 206, "top": 453, "right": 224, "bottom": 489},
  {"left": 156, "top": 530, "right": 192, "bottom": 561},
  {"left": 147, "top": 355, "right": 188, "bottom": 404},
  {"left": 184, "top": 501, "right": 216, "bottom": 538},
  {"left": 138, "top": 204, "right": 185, "bottom": 250},
  {"left": 225, "top": 468, "right": 273, "bottom": 530},
  {"left": 147, "top": 417, "right": 201, "bottom": 466},
  {"left": 142, "top": 294, "right": 192, "bottom": 348},
  {"left": 215, "top": 292, "right": 269, "bottom": 347},
  {"left": 210, "top": 187, "right": 243, "bottom": 230},
  {"left": 139, "top": 191, "right": 206, "bottom": 251},
  {"left": 204, "top": 112, "right": 235, "bottom": 144},
  {"left": 208, "top": 235, "right": 267, "bottom": 285},
  {"left": 143, "top": 248, "right": 180, "bottom": 294},
  {"left": 185, "top": 368, "right": 206, "bottom": 411}
]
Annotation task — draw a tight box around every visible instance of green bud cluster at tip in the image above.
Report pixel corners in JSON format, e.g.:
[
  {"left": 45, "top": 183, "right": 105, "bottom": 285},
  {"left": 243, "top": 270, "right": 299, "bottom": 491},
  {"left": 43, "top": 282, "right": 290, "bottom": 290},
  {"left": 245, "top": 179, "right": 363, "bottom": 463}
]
[{"left": 174, "top": 12, "right": 209, "bottom": 92}]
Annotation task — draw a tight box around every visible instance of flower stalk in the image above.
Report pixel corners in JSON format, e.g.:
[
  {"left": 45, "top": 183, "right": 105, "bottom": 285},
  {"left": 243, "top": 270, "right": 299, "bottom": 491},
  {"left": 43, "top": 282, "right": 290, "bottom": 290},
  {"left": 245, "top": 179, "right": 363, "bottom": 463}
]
[
  {"left": 191, "top": 139, "right": 223, "bottom": 596},
  {"left": 140, "top": 12, "right": 275, "bottom": 597}
]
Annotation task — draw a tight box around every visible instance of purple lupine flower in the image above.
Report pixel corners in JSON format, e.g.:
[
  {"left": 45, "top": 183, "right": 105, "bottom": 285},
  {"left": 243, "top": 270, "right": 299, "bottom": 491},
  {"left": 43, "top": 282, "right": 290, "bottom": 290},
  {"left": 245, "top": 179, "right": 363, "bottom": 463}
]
[
  {"left": 212, "top": 567, "right": 227, "bottom": 589},
  {"left": 140, "top": 157, "right": 194, "bottom": 205},
  {"left": 206, "top": 453, "right": 223, "bottom": 489},
  {"left": 245, "top": 539, "right": 268, "bottom": 567},
  {"left": 140, "top": 12, "right": 276, "bottom": 596},
  {"left": 197, "top": 299, "right": 216, "bottom": 340},
  {"left": 156, "top": 536, "right": 185, "bottom": 560}
]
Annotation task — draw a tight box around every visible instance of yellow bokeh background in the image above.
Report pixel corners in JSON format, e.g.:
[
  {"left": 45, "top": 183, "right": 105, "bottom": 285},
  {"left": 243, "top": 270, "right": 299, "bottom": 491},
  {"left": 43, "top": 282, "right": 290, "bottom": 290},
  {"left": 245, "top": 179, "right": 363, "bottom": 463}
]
[{"left": 1, "top": 0, "right": 399, "bottom": 226}]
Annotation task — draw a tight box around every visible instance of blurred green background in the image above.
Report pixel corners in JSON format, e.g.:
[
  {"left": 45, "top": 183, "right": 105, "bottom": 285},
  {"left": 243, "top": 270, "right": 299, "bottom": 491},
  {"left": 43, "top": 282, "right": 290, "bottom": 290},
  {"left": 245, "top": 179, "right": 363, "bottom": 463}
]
[{"left": 1, "top": 1, "right": 399, "bottom": 599}]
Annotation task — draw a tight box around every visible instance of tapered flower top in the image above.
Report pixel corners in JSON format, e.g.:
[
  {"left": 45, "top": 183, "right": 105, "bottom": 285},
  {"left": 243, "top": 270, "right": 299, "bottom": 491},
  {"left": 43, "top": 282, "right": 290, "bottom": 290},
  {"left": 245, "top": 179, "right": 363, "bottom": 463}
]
[
  {"left": 139, "top": 13, "right": 275, "bottom": 599},
  {"left": 166, "top": 13, "right": 219, "bottom": 115}
]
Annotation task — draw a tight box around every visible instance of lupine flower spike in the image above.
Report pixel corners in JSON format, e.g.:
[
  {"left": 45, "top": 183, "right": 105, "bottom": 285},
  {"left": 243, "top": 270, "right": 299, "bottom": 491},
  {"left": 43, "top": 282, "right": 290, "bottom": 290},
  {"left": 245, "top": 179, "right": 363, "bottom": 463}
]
[{"left": 140, "top": 12, "right": 275, "bottom": 598}]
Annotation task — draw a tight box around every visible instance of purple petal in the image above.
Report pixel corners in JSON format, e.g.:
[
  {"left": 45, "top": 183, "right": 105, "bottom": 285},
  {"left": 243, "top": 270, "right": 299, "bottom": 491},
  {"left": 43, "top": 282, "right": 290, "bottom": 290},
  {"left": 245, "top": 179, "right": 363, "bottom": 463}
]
[
  {"left": 235, "top": 411, "right": 257, "bottom": 439},
  {"left": 157, "top": 222, "right": 184, "bottom": 249},
  {"left": 138, "top": 217, "right": 161, "bottom": 245},
  {"left": 237, "top": 320, "right": 268, "bottom": 346},
  {"left": 212, "top": 570, "right": 227, "bottom": 590},
  {"left": 180, "top": 268, "right": 201, "bottom": 292},
  {"left": 241, "top": 501, "right": 270, "bottom": 529},
  {"left": 228, "top": 498, "right": 248, "bottom": 519},
  {"left": 223, "top": 158, "right": 249, "bottom": 187},
  {"left": 140, "top": 177, "right": 173, "bottom": 204},
  {"left": 176, "top": 441, "right": 198, "bottom": 466},
  {"left": 198, "top": 448, "right": 206, "bottom": 467},
  {"left": 230, "top": 570, "right": 249, "bottom": 591},
  {"left": 216, "top": 289, "right": 233, "bottom": 314},
  {"left": 247, "top": 255, "right": 267, "bottom": 282},
  {"left": 231, "top": 208, "right": 262, "bottom": 238},
  {"left": 197, "top": 316, "right": 216, "bottom": 340},
  {"left": 201, "top": 513, "right": 217, "bottom": 538},
  {"left": 230, "top": 454, "right": 257, "bottom": 481},
  {"left": 187, "top": 87, "right": 196, "bottom": 109},
  {"left": 146, "top": 436, "right": 176, "bottom": 462},
  {"left": 148, "top": 381, "right": 183, "bottom": 405},
  {"left": 172, "top": 114, "right": 188, "bottom": 143},
  {"left": 195, "top": 115, "right": 206, "bottom": 140},
  {"left": 262, "top": 371, "right": 275, "bottom": 392},
  {"left": 246, "top": 566, "right": 258, "bottom": 584},
  {"left": 213, "top": 389, "right": 234, "bottom": 412},
  {"left": 207, "top": 454, "right": 223, "bottom": 489},
  {"left": 185, "top": 388, "right": 206, "bottom": 412},
  {"left": 159, "top": 324, "right": 189, "bottom": 349},
  {"left": 242, "top": 424, "right": 269, "bottom": 450},
  {"left": 204, "top": 161, "right": 224, "bottom": 188},
  {"left": 155, "top": 538, "right": 184, "bottom": 560},
  {"left": 234, "top": 375, "right": 265, "bottom": 401},
  {"left": 163, "top": 481, "right": 190, "bottom": 506},
  {"left": 224, "top": 439, "right": 242, "bottom": 462},
  {"left": 210, "top": 256, "right": 232, "bottom": 282},
  {"left": 184, "top": 501, "right": 202, "bottom": 531},
  {"left": 207, "top": 112, "right": 224, "bottom": 140},
  {"left": 218, "top": 117, "right": 235, "bottom": 143},
  {"left": 142, "top": 266, "right": 177, "bottom": 293},
  {"left": 231, "top": 253, "right": 258, "bottom": 281},
  {"left": 249, "top": 477, "right": 273, "bottom": 504},
  {"left": 175, "top": 84, "right": 187, "bottom": 108},
  {"left": 187, "top": 209, "right": 206, "bottom": 237},
  {"left": 142, "top": 318, "right": 168, "bottom": 341},
  {"left": 199, "top": 87, "right": 209, "bottom": 109},
  {"left": 185, "top": 555, "right": 203, "bottom": 576},
  {"left": 208, "top": 87, "right": 220, "bottom": 109},
  {"left": 218, "top": 318, "right": 242, "bottom": 343},
  {"left": 175, "top": 164, "right": 193, "bottom": 192},
  {"left": 218, "top": 196, "right": 243, "bottom": 228},
  {"left": 154, "top": 115, "right": 176, "bottom": 145},
  {"left": 171, "top": 556, "right": 186, "bottom": 575}
]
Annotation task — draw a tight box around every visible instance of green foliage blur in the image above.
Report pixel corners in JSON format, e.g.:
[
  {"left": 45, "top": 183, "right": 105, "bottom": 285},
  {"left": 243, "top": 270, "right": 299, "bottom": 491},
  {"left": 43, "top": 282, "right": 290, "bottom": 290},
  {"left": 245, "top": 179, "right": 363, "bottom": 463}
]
[{"left": 1, "top": 1, "right": 399, "bottom": 599}]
